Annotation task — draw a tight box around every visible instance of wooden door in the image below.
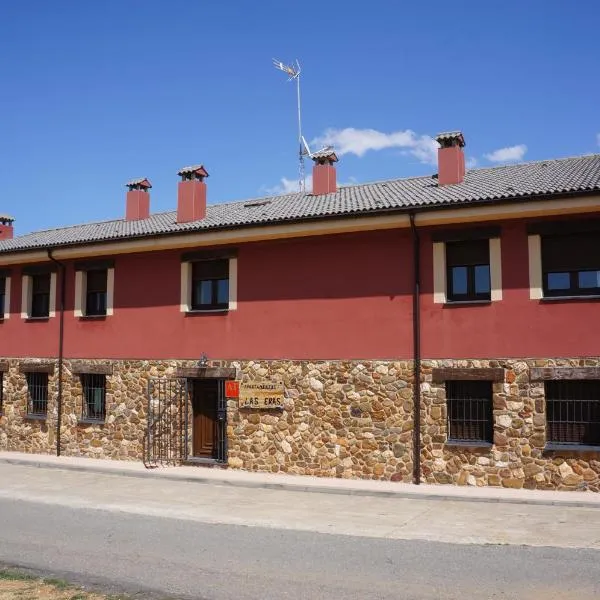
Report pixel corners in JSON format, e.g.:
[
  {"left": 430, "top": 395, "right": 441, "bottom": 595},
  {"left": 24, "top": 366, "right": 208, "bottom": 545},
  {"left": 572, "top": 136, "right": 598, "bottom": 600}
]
[{"left": 192, "top": 382, "right": 218, "bottom": 458}]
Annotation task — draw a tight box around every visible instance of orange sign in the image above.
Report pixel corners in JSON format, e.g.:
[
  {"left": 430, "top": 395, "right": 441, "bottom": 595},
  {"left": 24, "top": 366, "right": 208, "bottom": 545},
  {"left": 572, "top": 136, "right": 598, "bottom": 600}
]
[{"left": 225, "top": 381, "right": 240, "bottom": 398}]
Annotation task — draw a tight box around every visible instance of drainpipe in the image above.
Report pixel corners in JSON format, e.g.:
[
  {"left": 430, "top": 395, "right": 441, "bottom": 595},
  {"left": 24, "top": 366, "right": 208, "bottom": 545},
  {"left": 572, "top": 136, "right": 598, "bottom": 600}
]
[
  {"left": 47, "top": 249, "right": 66, "bottom": 457},
  {"left": 409, "top": 213, "right": 421, "bottom": 485}
]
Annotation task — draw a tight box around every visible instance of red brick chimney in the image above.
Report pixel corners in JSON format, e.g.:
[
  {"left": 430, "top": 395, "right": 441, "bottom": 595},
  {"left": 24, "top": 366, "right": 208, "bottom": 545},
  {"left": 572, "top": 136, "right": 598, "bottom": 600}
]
[
  {"left": 312, "top": 149, "right": 338, "bottom": 195},
  {"left": 177, "top": 165, "right": 209, "bottom": 223},
  {"left": 0, "top": 216, "right": 15, "bottom": 240},
  {"left": 436, "top": 131, "right": 465, "bottom": 186},
  {"left": 125, "top": 178, "right": 152, "bottom": 221}
]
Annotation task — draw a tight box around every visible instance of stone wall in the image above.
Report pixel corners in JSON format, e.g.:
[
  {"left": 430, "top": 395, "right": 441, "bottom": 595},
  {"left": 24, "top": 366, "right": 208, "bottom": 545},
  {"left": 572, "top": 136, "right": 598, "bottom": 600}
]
[
  {"left": 421, "top": 358, "right": 600, "bottom": 492},
  {"left": 0, "top": 355, "right": 599, "bottom": 491}
]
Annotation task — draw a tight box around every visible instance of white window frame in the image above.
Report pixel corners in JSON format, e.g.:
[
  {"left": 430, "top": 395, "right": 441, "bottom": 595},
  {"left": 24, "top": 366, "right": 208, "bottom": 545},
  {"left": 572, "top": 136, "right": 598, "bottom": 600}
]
[
  {"left": 433, "top": 237, "right": 502, "bottom": 304},
  {"left": 180, "top": 257, "right": 237, "bottom": 313},
  {"left": 74, "top": 267, "right": 115, "bottom": 317},
  {"left": 21, "top": 272, "right": 57, "bottom": 319}
]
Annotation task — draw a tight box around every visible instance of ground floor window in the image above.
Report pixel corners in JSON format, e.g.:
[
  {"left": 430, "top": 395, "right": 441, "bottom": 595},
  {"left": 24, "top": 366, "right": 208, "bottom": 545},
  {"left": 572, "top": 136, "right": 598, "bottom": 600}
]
[
  {"left": 26, "top": 372, "right": 48, "bottom": 416},
  {"left": 545, "top": 380, "right": 600, "bottom": 446},
  {"left": 446, "top": 380, "right": 493, "bottom": 443},
  {"left": 81, "top": 374, "right": 106, "bottom": 421}
]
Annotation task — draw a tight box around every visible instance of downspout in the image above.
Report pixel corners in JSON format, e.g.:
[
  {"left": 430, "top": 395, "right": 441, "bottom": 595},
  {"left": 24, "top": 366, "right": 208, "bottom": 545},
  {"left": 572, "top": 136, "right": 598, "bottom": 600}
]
[
  {"left": 409, "top": 213, "right": 421, "bottom": 485},
  {"left": 47, "top": 249, "right": 66, "bottom": 457}
]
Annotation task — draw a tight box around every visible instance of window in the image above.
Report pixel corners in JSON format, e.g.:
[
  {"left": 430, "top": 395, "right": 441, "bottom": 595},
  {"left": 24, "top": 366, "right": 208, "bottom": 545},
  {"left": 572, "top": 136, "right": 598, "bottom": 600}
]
[
  {"left": 31, "top": 273, "right": 51, "bottom": 318},
  {"left": 26, "top": 372, "right": 48, "bottom": 416},
  {"left": 446, "top": 380, "right": 493, "bottom": 443},
  {"left": 85, "top": 270, "right": 107, "bottom": 316},
  {"left": 191, "top": 260, "right": 229, "bottom": 311},
  {"left": 446, "top": 239, "right": 491, "bottom": 302},
  {"left": 81, "top": 374, "right": 106, "bottom": 421},
  {"left": 0, "top": 277, "right": 5, "bottom": 318},
  {"left": 542, "top": 233, "right": 600, "bottom": 297},
  {"left": 545, "top": 380, "right": 600, "bottom": 446}
]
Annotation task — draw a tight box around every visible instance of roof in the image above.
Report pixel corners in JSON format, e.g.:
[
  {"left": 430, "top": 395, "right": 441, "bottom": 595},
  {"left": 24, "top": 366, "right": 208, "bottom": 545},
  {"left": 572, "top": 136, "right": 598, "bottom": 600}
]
[
  {"left": 436, "top": 131, "right": 465, "bottom": 147},
  {"left": 1, "top": 153, "right": 599, "bottom": 254},
  {"left": 126, "top": 178, "right": 152, "bottom": 189},
  {"left": 311, "top": 148, "right": 339, "bottom": 162}
]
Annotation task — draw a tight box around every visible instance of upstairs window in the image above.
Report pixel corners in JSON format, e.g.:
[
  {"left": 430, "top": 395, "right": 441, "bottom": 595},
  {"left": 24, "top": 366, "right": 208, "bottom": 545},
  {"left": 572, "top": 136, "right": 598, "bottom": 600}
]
[
  {"left": 191, "top": 260, "right": 229, "bottom": 311},
  {"left": 545, "top": 380, "right": 600, "bottom": 447},
  {"left": 81, "top": 374, "right": 106, "bottom": 421},
  {"left": 446, "top": 380, "right": 493, "bottom": 444},
  {"left": 0, "top": 276, "right": 5, "bottom": 318},
  {"left": 26, "top": 372, "right": 48, "bottom": 417},
  {"left": 31, "top": 273, "right": 51, "bottom": 318},
  {"left": 542, "top": 233, "right": 600, "bottom": 297},
  {"left": 85, "top": 269, "right": 108, "bottom": 316},
  {"left": 446, "top": 239, "right": 491, "bottom": 302}
]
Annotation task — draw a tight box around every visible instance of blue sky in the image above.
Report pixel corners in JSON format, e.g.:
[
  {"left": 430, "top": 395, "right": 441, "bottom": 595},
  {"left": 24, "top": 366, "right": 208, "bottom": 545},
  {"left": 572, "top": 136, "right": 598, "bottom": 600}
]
[{"left": 1, "top": 1, "right": 599, "bottom": 235}]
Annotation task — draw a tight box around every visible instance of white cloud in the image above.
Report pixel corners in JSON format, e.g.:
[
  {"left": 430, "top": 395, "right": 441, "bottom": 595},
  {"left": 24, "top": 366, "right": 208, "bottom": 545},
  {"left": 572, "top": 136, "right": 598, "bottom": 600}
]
[
  {"left": 311, "top": 127, "right": 439, "bottom": 165},
  {"left": 484, "top": 144, "right": 527, "bottom": 163},
  {"left": 466, "top": 157, "right": 478, "bottom": 169},
  {"left": 263, "top": 175, "right": 313, "bottom": 195}
]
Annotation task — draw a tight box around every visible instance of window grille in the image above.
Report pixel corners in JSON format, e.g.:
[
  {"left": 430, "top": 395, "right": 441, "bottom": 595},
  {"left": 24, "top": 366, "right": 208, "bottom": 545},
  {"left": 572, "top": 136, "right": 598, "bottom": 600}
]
[
  {"left": 26, "top": 372, "right": 48, "bottom": 416},
  {"left": 31, "top": 273, "right": 51, "bottom": 318},
  {"left": 446, "top": 380, "right": 493, "bottom": 443},
  {"left": 81, "top": 374, "right": 106, "bottom": 421},
  {"left": 542, "top": 233, "right": 600, "bottom": 297},
  {"left": 545, "top": 380, "right": 600, "bottom": 446},
  {"left": 85, "top": 269, "right": 107, "bottom": 316},
  {"left": 191, "top": 260, "right": 229, "bottom": 311},
  {"left": 446, "top": 239, "right": 491, "bottom": 302}
]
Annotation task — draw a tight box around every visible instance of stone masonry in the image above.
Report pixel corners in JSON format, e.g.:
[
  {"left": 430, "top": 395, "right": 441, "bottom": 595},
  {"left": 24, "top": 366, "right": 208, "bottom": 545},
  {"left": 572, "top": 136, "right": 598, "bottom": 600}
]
[{"left": 0, "top": 356, "right": 598, "bottom": 490}]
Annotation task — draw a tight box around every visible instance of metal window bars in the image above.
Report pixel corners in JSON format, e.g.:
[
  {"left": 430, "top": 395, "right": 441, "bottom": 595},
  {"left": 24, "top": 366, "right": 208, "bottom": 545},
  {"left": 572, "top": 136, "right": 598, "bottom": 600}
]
[
  {"left": 545, "top": 380, "right": 600, "bottom": 446},
  {"left": 446, "top": 380, "right": 493, "bottom": 443},
  {"left": 81, "top": 374, "right": 106, "bottom": 421},
  {"left": 26, "top": 372, "right": 48, "bottom": 416}
]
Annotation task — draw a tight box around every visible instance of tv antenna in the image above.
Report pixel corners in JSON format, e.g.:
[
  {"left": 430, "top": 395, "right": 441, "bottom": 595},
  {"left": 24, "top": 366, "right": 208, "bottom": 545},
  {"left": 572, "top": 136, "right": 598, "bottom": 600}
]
[{"left": 273, "top": 58, "right": 306, "bottom": 192}]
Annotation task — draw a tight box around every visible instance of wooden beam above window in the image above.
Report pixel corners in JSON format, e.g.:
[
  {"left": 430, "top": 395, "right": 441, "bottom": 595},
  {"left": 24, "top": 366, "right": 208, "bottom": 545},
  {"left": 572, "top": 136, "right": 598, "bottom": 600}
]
[
  {"left": 530, "top": 367, "right": 600, "bottom": 381},
  {"left": 71, "top": 362, "right": 113, "bottom": 375},
  {"left": 177, "top": 367, "right": 237, "bottom": 379},
  {"left": 432, "top": 367, "right": 504, "bottom": 383},
  {"left": 19, "top": 362, "right": 55, "bottom": 374}
]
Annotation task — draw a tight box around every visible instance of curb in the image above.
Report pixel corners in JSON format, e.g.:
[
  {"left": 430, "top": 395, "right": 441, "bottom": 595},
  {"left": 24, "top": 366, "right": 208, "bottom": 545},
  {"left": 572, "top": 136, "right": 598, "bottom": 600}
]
[{"left": 1, "top": 456, "right": 599, "bottom": 509}]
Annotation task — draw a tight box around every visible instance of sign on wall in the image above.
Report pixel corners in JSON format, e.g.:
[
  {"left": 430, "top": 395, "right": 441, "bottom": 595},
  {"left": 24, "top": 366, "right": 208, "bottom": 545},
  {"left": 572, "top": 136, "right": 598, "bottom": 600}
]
[
  {"left": 239, "top": 381, "right": 285, "bottom": 409},
  {"left": 225, "top": 380, "right": 240, "bottom": 398}
]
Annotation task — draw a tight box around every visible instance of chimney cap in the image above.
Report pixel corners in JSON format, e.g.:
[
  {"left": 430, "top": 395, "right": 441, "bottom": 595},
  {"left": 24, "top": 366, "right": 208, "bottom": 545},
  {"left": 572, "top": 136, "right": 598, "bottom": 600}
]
[
  {"left": 0, "top": 214, "right": 15, "bottom": 224},
  {"left": 435, "top": 131, "right": 465, "bottom": 148},
  {"left": 311, "top": 148, "right": 338, "bottom": 164},
  {"left": 178, "top": 164, "right": 209, "bottom": 180},
  {"left": 126, "top": 178, "right": 152, "bottom": 190}
]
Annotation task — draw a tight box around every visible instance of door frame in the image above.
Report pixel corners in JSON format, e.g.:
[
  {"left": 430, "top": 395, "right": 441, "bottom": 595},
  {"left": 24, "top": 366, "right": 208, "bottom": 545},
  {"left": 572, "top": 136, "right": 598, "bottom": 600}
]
[{"left": 187, "top": 376, "right": 229, "bottom": 464}]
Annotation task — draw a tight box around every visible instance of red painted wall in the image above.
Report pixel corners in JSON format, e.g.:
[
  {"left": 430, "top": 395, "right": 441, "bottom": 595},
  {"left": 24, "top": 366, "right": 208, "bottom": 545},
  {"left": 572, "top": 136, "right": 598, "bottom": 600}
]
[
  {"left": 0, "top": 218, "right": 598, "bottom": 361},
  {"left": 0, "top": 230, "right": 413, "bottom": 360},
  {"left": 420, "top": 219, "right": 600, "bottom": 359}
]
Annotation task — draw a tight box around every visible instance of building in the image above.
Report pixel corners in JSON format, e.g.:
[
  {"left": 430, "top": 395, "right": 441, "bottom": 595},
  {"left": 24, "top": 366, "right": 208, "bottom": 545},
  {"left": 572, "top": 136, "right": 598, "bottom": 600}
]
[{"left": 0, "top": 132, "right": 599, "bottom": 491}]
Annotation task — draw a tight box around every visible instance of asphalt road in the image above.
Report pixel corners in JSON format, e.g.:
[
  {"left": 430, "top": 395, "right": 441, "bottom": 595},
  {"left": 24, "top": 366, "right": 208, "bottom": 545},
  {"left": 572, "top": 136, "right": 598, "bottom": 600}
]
[{"left": 0, "top": 496, "right": 599, "bottom": 600}]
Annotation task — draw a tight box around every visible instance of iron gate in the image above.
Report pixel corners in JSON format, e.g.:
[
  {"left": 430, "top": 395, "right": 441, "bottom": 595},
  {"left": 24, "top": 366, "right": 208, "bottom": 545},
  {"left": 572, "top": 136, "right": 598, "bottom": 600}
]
[{"left": 144, "top": 377, "right": 188, "bottom": 467}]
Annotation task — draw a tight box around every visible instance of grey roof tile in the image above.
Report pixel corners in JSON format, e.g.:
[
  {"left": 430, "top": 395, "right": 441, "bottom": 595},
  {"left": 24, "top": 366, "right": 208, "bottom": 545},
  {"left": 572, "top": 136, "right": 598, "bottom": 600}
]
[{"left": 1, "top": 154, "right": 599, "bottom": 254}]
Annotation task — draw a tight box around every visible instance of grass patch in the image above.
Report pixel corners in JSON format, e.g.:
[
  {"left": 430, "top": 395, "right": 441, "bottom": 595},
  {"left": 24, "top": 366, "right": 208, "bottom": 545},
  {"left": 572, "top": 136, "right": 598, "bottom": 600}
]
[
  {"left": 42, "top": 579, "right": 70, "bottom": 590},
  {"left": 0, "top": 569, "right": 36, "bottom": 582}
]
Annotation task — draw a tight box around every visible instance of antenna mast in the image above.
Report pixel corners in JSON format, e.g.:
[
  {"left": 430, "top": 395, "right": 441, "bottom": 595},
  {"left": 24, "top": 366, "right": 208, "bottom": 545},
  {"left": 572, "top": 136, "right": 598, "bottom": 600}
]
[{"left": 273, "top": 58, "right": 305, "bottom": 192}]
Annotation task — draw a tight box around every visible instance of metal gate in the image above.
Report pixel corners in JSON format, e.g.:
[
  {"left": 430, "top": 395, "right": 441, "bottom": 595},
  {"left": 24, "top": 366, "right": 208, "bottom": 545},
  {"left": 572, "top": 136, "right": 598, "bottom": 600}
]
[{"left": 144, "top": 378, "right": 188, "bottom": 467}]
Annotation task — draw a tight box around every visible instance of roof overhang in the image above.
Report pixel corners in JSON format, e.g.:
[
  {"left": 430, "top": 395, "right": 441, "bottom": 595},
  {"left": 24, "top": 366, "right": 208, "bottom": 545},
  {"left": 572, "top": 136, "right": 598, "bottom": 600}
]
[{"left": 0, "top": 193, "right": 598, "bottom": 266}]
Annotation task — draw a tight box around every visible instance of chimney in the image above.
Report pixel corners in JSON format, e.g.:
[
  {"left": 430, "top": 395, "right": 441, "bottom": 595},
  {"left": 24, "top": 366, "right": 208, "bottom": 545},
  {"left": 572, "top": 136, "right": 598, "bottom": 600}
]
[
  {"left": 0, "top": 216, "right": 15, "bottom": 240},
  {"left": 177, "top": 165, "right": 209, "bottom": 223},
  {"left": 311, "top": 149, "right": 338, "bottom": 195},
  {"left": 436, "top": 131, "right": 466, "bottom": 186},
  {"left": 125, "top": 178, "right": 152, "bottom": 221}
]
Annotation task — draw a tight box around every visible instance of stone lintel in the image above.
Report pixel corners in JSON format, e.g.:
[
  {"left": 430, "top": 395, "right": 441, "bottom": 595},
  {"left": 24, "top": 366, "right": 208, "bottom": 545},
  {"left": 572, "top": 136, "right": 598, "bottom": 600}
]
[
  {"left": 530, "top": 367, "right": 600, "bottom": 381},
  {"left": 432, "top": 367, "right": 504, "bottom": 383},
  {"left": 177, "top": 367, "right": 237, "bottom": 379},
  {"left": 19, "top": 362, "right": 55, "bottom": 374},
  {"left": 71, "top": 363, "right": 113, "bottom": 375}
]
